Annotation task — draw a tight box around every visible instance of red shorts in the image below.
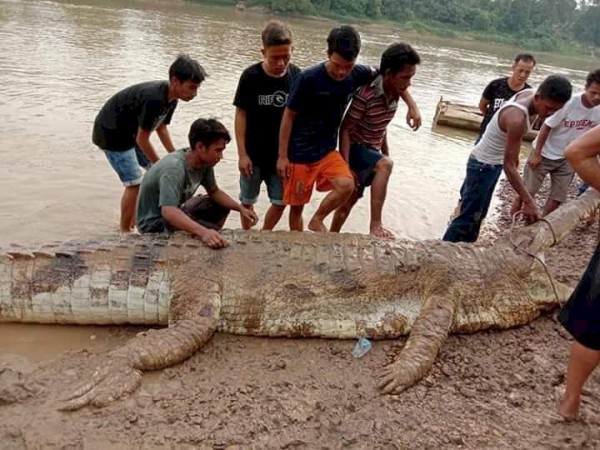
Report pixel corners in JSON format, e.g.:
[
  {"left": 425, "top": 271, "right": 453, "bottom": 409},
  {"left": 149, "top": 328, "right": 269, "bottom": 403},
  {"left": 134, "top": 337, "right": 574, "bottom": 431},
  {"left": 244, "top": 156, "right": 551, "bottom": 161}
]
[{"left": 283, "top": 151, "right": 353, "bottom": 206}]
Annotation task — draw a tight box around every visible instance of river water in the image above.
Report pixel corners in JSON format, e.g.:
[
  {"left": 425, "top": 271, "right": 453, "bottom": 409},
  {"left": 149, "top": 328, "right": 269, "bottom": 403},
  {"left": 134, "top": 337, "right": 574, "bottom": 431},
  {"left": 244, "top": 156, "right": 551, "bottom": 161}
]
[
  {"left": 0, "top": 0, "right": 595, "bottom": 357},
  {"left": 0, "top": 0, "right": 594, "bottom": 246}
]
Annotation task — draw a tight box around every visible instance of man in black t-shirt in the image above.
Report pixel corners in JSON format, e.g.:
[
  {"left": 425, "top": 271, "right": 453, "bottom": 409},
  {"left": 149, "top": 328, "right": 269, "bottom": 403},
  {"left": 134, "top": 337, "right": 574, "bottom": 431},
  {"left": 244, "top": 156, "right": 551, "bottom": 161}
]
[
  {"left": 233, "top": 21, "right": 301, "bottom": 230},
  {"left": 476, "top": 53, "right": 536, "bottom": 141},
  {"left": 92, "top": 54, "right": 207, "bottom": 232}
]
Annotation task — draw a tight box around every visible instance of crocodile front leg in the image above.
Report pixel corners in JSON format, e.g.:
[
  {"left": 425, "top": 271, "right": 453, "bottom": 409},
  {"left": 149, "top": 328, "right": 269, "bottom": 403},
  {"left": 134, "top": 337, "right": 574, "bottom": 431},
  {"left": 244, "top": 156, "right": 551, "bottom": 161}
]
[{"left": 59, "top": 273, "right": 222, "bottom": 411}]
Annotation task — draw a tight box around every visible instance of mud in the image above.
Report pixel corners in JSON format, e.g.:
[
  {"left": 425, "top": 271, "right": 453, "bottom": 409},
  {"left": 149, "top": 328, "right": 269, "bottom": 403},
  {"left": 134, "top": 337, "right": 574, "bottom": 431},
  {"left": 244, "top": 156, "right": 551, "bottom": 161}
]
[{"left": 0, "top": 177, "right": 599, "bottom": 449}]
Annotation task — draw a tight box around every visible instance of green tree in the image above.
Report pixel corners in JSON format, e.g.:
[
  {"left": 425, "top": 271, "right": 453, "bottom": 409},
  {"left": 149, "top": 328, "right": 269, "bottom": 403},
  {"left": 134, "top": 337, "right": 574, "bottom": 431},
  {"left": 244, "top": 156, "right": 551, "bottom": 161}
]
[{"left": 572, "top": 4, "right": 600, "bottom": 46}]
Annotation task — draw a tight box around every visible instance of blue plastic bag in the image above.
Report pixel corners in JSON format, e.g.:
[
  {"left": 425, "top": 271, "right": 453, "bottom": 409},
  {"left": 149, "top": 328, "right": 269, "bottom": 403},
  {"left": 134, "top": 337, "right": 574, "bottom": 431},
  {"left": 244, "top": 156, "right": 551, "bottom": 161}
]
[{"left": 352, "top": 337, "right": 372, "bottom": 358}]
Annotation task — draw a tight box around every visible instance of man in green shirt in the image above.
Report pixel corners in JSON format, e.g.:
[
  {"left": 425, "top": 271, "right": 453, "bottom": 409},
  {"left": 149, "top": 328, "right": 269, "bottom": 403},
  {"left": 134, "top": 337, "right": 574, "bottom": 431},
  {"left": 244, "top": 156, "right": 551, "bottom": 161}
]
[{"left": 136, "top": 118, "right": 258, "bottom": 249}]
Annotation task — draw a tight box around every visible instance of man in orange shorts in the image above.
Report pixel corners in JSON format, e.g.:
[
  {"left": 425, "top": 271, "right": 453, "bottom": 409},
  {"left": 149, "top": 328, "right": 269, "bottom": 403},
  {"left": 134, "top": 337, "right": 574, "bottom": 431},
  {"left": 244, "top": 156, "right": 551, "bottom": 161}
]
[
  {"left": 277, "top": 25, "right": 370, "bottom": 232},
  {"left": 278, "top": 26, "right": 420, "bottom": 232}
]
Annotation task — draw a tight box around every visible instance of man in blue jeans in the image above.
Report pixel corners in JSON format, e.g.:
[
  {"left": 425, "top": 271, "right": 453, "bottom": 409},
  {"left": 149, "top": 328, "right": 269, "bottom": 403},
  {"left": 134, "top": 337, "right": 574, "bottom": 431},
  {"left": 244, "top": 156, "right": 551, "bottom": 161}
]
[
  {"left": 93, "top": 54, "right": 207, "bottom": 232},
  {"left": 443, "top": 75, "right": 572, "bottom": 243}
]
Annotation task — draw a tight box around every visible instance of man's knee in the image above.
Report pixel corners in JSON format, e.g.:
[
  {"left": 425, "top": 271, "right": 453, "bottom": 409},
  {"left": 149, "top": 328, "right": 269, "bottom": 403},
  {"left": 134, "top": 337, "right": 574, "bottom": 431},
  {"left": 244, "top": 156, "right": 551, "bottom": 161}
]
[
  {"left": 334, "top": 177, "right": 355, "bottom": 196},
  {"left": 375, "top": 157, "right": 393, "bottom": 174}
]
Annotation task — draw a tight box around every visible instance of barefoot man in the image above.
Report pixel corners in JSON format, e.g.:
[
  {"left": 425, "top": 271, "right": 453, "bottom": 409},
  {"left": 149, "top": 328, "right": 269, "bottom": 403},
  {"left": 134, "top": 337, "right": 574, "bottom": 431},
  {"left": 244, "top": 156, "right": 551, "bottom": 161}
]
[
  {"left": 557, "top": 124, "right": 600, "bottom": 420},
  {"left": 331, "top": 42, "right": 421, "bottom": 238},
  {"left": 277, "top": 26, "right": 420, "bottom": 232}
]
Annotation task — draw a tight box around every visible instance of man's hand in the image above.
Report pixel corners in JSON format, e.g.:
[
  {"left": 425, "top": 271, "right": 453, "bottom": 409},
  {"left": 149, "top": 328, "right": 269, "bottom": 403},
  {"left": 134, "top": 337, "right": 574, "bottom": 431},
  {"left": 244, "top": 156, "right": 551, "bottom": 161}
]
[
  {"left": 510, "top": 196, "right": 522, "bottom": 219},
  {"left": 406, "top": 105, "right": 422, "bottom": 131},
  {"left": 240, "top": 206, "right": 259, "bottom": 227},
  {"left": 238, "top": 155, "right": 253, "bottom": 179},
  {"left": 522, "top": 201, "right": 540, "bottom": 224},
  {"left": 527, "top": 153, "right": 542, "bottom": 171},
  {"left": 199, "top": 229, "right": 228, "bottom": 249},
  {"left": 277, "top": 157, "right": 291, "bottom": 180}
]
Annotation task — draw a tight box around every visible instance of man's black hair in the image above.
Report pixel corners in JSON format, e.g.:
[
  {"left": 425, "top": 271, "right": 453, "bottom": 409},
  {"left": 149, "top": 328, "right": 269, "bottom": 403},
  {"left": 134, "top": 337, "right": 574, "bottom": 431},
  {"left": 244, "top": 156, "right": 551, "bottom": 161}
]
[
  {"left": 537, "top": 75, "right": 572, "bottom": 104},
  {"left": 169, "top": 54, "right": 208, "bottom": 84},
  {"left": 188, "top": 118, "right": 231, "bottom": 149},
  {"left": 327, "top": 25, "right": 361, "bottom": 61},
  {"left": 262, "top": 21, "right": 293, "bottom": 47},
  {"left": 514, "top": 53, "right": 536, "bottom": 66},
  {"left": 586, "top": 68, "right": 600, "bottom": 88},
  {"left": 380, "top": 42, "right": 421, "bottom": 75}
]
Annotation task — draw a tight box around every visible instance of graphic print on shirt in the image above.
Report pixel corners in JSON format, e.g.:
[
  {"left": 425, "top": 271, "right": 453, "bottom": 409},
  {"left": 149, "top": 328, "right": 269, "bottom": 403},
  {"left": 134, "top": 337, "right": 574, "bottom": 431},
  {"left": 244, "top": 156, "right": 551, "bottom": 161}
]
[{"left": 258, "top": 90, "right": 288, "bottom": 107}]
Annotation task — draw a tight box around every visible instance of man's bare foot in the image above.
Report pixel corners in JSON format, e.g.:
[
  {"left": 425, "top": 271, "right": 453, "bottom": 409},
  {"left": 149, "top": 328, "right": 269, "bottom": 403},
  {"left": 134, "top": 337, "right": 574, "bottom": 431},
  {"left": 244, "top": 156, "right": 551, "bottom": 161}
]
[
  {"left": 558, "top": 389, "right": 581, "bottom": 421},
  {"left": 370, "top": 224, "right": 395, "bottom": 239},
  {"left": 308, "top": 217, "right": 328, "bottom": 233}
]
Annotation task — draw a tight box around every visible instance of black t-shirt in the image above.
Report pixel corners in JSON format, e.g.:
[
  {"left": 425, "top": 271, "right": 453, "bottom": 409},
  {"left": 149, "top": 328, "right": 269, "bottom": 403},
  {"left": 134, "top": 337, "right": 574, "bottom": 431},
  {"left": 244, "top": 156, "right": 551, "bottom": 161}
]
[
  {"left": 479, "top": 77, "right": 531, "bottom": 136},
  {"left": 286, "top": 63, "right": 374, "bottom": 164},
  {"left": 233, "top": 62, "right": 301, "bottom": 171},
  {"left": 92, "top": 81, "right": 177, "bottom": 151}
]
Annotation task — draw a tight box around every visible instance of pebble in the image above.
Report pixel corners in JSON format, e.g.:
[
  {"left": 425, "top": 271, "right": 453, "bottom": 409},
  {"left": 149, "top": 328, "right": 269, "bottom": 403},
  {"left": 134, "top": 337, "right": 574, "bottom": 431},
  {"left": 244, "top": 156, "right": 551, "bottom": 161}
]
[{"left": 458, "top": 386, "right": 477, "bottom": 399}]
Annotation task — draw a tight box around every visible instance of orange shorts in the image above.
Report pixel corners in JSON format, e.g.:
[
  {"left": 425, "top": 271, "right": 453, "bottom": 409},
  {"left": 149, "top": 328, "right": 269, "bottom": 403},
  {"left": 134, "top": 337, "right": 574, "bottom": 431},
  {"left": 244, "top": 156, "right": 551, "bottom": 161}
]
[{"left": 283, "top": 151, "right": 353, "bottom": 206}]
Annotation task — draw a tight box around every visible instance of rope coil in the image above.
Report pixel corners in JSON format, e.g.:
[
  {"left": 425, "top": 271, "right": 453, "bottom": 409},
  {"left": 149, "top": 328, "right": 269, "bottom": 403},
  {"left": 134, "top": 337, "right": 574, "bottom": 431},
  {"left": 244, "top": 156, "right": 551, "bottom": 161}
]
[{"left": 509, "top": 212, "right": 561, "bottom": 304}]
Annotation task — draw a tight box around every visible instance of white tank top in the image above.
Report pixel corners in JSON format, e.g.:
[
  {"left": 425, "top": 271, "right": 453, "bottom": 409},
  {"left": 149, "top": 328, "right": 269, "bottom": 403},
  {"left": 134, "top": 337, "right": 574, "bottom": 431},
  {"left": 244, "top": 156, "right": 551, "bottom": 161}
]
[{"left": 471, "top": 89, "right": 535, "bottom": 165}]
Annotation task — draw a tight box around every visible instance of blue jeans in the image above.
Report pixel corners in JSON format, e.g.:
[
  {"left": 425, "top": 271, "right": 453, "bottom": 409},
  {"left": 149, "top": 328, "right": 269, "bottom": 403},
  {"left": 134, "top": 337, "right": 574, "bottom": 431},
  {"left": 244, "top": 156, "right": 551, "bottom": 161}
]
[
  {"left": 443, "top": 157, "right": 503, "bottom": 243},
  {"left": 577, "top": 181, "right": 589, "bottom": 197},
  {"left": 239, "top": 165, "right": 284, "bottom": 206},
  {"left": 103, "top": 147, "right": 152, "bottom": 187}
]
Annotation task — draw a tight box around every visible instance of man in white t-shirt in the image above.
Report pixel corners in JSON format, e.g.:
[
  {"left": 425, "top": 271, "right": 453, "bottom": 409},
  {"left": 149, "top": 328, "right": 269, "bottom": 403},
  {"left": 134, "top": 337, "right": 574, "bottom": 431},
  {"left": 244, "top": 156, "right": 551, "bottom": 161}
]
[{"left": 512, "top": 69, "right": 600, "bottom": 217}]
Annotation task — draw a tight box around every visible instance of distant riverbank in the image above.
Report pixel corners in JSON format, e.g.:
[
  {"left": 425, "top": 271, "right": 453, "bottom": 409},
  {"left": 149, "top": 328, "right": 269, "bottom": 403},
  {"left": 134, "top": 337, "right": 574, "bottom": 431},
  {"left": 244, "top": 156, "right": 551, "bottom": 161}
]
[{"left": 191, "top": 0, "right": 597, "bottom": 58}]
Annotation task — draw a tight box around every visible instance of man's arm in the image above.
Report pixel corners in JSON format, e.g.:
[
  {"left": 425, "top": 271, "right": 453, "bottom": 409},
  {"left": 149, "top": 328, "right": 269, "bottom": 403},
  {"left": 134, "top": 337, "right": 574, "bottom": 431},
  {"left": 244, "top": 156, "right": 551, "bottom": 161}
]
[
  {"left": 208, "top": 187, "right": 258, "bottom": 225},
  {"left": 277, "top": 107, "right": 296, "bottom": 179},
  {"left": 527, "top": 123, "right": 552, "bottom": 170},
  {"left": 478, "top": 80, "right": 496, "bottom": 116},
  {"left": 161, "top": 206, "right": 227, "bottom": 249},
  {"left": 156, "top": 124, "right": 176, "bottom": 153},
  {"left": 136, "top": 128, "right": 160, "bottom": 163},
  {"left": 339, "top": 114, "right": 359, "bottom": 162},
  {"left": 565, "top": 126, "right": 600, "bottom": 191},
  {"left": 501, "top": 109, "right": 539, "bottom": 223},
  {"left": 339, "top": 94, "right": 367, "bottom": 162},
  {"left": 382, "top": 131, "right": 389, "bottom": 157},
  {"left": 399, "top": 89, "right": 421, "bottom": 131},
  {"left": 478, "top": 98, "right": 489, "bottom": 116},
  {"left": 208, "top": 187, "right": 242, "bottom": 212},
  {"left": 235, "top": 107, "right": 252, "bottom": 179}
]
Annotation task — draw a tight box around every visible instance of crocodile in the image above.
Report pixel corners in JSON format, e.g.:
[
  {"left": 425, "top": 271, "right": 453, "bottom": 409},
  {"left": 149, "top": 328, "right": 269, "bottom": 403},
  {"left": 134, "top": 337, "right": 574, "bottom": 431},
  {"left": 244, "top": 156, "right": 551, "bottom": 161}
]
[{"left": 1, "top": 189, "right": 598, "bottom": 411}]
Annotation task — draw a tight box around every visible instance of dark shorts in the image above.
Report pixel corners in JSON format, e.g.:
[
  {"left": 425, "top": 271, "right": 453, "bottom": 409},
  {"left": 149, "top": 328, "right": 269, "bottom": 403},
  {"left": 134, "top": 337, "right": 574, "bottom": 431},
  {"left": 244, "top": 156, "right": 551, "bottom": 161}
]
[
  {"left": 558, "top": 244, "right": 600, "bottom": 351},
  {"left": 142, "top": 195, "right": 230, "bottom": 233},
  {"left": 349, "top": 144, "right": 385, "bottom": 198}
]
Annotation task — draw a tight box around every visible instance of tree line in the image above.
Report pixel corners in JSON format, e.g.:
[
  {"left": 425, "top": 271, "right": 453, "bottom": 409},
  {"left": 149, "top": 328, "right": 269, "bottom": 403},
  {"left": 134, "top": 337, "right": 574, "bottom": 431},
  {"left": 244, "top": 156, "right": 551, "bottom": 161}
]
[{"left": 239, "top": 0, "right": 600, "bottom": 52}]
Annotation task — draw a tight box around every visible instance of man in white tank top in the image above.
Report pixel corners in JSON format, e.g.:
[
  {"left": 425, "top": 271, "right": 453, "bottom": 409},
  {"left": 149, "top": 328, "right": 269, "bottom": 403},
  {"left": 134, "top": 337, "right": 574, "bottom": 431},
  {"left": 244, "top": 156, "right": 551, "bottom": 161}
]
[
  {"left": 443, "top": 75, "right": 573, "bottom": 243},
  {"left": 512, "top": 69, "right": 600, "bottom": 218}
]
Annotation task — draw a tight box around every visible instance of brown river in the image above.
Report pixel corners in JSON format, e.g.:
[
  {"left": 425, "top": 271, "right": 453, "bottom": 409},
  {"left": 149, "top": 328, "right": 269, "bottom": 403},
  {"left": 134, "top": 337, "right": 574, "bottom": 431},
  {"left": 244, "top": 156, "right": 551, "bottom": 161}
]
[{"left": 0, "top": 0, "right": 595, "bottom": 358}]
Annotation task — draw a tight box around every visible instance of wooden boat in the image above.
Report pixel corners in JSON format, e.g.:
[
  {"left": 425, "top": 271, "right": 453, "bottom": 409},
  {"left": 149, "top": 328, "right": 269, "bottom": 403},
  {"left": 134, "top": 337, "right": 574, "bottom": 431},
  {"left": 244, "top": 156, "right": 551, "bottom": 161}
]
[{"left": 432, "top": 96, "right": 538, "bottom": 142}]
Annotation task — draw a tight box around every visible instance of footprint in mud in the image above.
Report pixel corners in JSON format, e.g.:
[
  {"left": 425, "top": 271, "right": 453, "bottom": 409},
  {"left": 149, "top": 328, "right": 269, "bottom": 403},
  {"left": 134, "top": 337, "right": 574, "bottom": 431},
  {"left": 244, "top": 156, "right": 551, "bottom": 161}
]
[
  {"left": 0, "top": 426, "right": 26, "bottom": 450},
  {"left": 0, "top": 355, "right": 41, "bottom": 405},
  {"left": 541, "top": 419, "right": 593, "bottom": 449}
]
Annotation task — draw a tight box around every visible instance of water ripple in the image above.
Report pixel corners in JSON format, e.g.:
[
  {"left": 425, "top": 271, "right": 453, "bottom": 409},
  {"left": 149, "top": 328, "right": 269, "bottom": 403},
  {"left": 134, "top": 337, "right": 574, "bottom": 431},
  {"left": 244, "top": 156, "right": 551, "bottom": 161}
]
[{"left": 0, "top": 0, "right": 591, "bottom": 244}]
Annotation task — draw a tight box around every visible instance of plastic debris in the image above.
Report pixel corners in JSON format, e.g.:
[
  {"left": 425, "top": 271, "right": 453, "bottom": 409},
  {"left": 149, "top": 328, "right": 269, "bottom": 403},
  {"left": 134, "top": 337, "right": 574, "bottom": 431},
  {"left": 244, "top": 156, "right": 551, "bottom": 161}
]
[{"left": 351, "top": 337, "right": 372, "bottom": 358}]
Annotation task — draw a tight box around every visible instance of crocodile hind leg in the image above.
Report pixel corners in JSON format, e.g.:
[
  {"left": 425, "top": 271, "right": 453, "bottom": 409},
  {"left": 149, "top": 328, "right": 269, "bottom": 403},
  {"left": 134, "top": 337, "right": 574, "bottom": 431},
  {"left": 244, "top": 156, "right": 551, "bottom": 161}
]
[
  {"left": 59, "top": 275, "right": 222, "bottom": 411},
  {"left": 378, "top": 294, "right": 455, "bottom": 394}
]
